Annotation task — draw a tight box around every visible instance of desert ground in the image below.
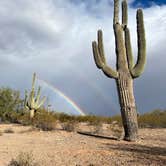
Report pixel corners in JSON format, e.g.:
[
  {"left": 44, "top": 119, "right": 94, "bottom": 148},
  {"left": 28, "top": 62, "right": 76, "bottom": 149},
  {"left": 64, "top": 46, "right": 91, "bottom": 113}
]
[{"left": 0, "top": 123, "right": 166, "bottom": 166}]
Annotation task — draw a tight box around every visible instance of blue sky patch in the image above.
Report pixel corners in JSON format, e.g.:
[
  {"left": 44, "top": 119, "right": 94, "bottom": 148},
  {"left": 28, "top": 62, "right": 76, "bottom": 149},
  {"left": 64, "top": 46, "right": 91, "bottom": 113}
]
[{"left": 131, "top": 0, "right": 166, "bottom": 8}]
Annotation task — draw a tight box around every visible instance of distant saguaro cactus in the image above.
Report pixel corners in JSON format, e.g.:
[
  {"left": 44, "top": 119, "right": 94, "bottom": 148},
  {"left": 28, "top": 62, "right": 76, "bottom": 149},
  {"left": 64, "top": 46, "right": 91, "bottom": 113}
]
[
  {"left": 92, "top": 0, "right": 146, "bottom": 141},
  {"left": 24, "top": 73, "right": 46, "bottom": 119}
]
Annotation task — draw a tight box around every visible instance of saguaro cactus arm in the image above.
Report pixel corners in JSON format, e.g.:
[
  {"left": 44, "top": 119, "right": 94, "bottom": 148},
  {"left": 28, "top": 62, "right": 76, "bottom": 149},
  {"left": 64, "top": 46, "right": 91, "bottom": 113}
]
[
  {"left": 114, "top": 0, "right": 119, "bottom": 24},
  {"left": 122, "top": 0, "right": 134, "bottom": 70},
  {"left": 131, "top": 9, "right": 146, "bottom": 78},
  {"left": 125, "top": 27, "right": 134, "bottom": 70},
  {"left": 92, "top": 30, "right": 118, "bottom": 78},
  {"left": 122, "top": 0, "right": 128, "bottom": 26},
  {"left": 97, "top": 30, "right": 106, "bottom": 64},
  {"left": 92, "top": 41, "right": 104, "bottom": 69}
]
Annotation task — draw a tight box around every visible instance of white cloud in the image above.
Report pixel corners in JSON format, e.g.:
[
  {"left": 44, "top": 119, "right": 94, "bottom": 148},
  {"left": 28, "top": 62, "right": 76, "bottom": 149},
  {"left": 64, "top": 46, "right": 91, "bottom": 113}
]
[{"left": 0, "top": 0, "right": 165, "bottom": 115}]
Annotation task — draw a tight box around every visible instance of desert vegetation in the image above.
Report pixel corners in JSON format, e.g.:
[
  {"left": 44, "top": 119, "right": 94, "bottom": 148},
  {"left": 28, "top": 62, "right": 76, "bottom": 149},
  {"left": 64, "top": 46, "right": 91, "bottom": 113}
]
[
  {"left": 0, "top": 81, "right": 165, "bottom": 165},
  {"left": 8, "top": 152, "right": 40, "bottom": 166},
  {"left": 0, "top": 86, "right": 165, "bottom": 131}
]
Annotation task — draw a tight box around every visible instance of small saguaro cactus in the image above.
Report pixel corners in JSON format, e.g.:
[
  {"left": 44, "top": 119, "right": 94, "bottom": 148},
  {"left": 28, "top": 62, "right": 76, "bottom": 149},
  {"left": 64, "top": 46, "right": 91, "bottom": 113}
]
[
  {"left": 24, "top": 73, "right": 46, "bottom": 119},
  {"left": 92, "top": 0, "right": 146, "bottom": 141}
]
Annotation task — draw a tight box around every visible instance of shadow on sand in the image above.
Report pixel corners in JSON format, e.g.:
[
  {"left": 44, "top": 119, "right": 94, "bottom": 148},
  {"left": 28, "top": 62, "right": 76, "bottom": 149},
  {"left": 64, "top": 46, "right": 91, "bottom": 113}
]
[{"left": 103, "top": 142, "right": 166, "bottom": 165}]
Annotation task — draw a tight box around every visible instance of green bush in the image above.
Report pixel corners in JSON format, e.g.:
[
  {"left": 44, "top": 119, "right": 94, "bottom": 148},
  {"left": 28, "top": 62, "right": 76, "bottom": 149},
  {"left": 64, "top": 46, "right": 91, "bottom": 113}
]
[{"left": 0, "top": 87, "right": 23, "bottom": 122}]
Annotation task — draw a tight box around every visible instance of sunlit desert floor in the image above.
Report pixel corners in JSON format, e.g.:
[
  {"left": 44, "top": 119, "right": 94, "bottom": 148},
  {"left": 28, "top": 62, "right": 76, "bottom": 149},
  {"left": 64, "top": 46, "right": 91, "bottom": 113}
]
[{"left": 0, "top": 124, "right": 166, "bottom": 166}]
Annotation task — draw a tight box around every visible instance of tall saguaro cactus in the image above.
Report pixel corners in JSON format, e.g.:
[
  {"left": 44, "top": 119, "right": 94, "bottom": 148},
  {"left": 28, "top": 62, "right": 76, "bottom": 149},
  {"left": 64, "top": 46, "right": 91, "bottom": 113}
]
[
  {"left": 92, "top": 0, "right": 146, "bottom": 141},
  {"left": 24, "top": 73, "right": 46, "bottom": 119}
]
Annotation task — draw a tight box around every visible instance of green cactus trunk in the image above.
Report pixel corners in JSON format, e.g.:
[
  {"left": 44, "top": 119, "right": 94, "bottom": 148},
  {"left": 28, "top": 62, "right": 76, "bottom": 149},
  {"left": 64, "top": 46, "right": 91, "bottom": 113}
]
[
  {"left": 92, "top": 0, "right": 146, "bottom": 141},
  {"left": 116, "top": 71, "right": 138, "bottom": 141}
]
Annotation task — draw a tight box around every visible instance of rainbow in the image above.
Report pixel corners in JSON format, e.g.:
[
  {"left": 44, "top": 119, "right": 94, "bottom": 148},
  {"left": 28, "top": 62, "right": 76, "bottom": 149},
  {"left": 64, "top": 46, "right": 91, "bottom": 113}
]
[{"left": 36, "top": 77, "right": 86, "bottom": 116}]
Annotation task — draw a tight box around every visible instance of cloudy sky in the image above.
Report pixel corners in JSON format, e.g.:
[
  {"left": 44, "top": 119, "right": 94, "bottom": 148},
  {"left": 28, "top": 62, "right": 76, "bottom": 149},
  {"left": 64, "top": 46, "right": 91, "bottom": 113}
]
[{"left": 0, "top": 0, "right": 165, "bottom": 116}]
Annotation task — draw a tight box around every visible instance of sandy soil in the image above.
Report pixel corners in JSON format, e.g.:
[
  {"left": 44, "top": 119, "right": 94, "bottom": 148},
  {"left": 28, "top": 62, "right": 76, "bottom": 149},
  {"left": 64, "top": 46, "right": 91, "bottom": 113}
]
[{"left": 0, "top": 123, "right": 166, "bottom": 166}]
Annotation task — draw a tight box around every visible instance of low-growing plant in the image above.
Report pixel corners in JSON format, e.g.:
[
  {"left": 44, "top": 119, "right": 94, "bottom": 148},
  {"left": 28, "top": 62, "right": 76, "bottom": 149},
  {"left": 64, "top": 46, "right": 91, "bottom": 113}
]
[
  {"left": 138, "top": 109, "right": 166, "bottom": 128},
  {"left": 8, "top": 152, "right": 39, "bottom": 166},
  {"left": 18, "top": 109, "right": 57, "bottom": 131},
  {"left": 4, "top": 128, "right": 14, "bottom": 133},
  {"left": 55, "top": 113, "right": 76, "bottom": 123},
  {"left": 34, "top": 110, "right": 57, "bottom": 131},
  {"left": 61, "top": 121, "right": 77, "bottom": 132}
]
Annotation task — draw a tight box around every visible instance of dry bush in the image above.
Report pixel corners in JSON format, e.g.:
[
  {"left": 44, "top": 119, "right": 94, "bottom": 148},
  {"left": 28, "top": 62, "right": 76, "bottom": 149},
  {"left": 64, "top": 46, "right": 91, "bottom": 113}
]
[
  {"left": 61, "top": 121, "right": 77, "bottom": 132},
  {"left": 8, "top": 152, "right": 40, "bottom": 166},
  {"left": 18, "top": 109, "right": 57, "bottom": 131},
  {"left": 138, "top": 110, "right": 166, "bottom": 128},
  {"left": 4, "top": 128, "right": 14, "bottom": 133},
  {"left": 33, "top": 111, "right": 57, "bottom": 131}
]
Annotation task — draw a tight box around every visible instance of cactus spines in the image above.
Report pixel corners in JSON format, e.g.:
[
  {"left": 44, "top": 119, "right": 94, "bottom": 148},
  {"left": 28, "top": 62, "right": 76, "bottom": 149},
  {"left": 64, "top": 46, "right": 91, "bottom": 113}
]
[
  {"left": 24, "top": 73, "right": 46, "bottom": 119},
  {"left": 92, "top": 0, "right": 146, "bottom": 141}
]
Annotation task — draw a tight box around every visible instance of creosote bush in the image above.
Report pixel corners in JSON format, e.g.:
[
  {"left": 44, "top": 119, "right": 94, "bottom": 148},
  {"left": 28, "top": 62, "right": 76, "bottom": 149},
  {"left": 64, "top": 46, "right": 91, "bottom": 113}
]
[{"left": 8, "top": 152, "right": 40, "bottom": 166}]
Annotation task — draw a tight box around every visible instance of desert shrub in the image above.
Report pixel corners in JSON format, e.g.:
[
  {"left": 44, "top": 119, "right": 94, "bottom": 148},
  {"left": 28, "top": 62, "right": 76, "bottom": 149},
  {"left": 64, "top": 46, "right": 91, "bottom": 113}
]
[
  {"left": 17, "top": 112, "right": 32, "bottom": 126},
  {"left": 33, "top": 110, "right": 57, "bottom": 131},
  {"left": 3, "top": 111, "right": 24, "bottom": 124},
  {"left": 55, "top": 113, "right": 76, "bottom": 122},
  {"left": 138, "top": 110, "right": 166, "bottom": 128},
  {"left": 18, "top": 109, "right": 57, "bottom": 131},
  {"left": 0, "top": 87, "right": 23, "bottom": 122},
  {"left": 15, "top": 108, "right": 57, "bottom": 131},
  {"left": 0, "top": 130, "right": 2, "bottom": 136},
  {"left": 4, "top": 128, "right": 14, "bottom": 133},
  {"left": 61, "top": 121, "right": 77, "bottom": 132},
  {"left": 8, "top": 152, "right": 39, "bottom": 166}
]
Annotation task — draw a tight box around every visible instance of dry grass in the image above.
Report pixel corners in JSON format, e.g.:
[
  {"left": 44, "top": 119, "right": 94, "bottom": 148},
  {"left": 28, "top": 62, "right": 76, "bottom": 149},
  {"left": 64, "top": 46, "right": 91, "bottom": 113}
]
[{"left": 8, "top": 152, "right": 40, "bottom": 166}]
